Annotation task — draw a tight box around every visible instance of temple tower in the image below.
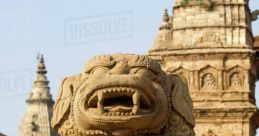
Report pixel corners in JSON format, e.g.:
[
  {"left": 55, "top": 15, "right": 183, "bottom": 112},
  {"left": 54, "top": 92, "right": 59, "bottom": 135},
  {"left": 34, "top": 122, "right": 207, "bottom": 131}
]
[
  {"left": 149, "top": 0, "right": 259, "bottom": 135},
  {"left": 19, "top": 54, "right": 57, "bottom": 136}
]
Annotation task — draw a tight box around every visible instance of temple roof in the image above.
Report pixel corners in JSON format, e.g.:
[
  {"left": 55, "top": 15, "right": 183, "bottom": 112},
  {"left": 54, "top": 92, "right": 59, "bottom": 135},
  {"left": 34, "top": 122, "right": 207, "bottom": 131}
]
[{"left": 26, "top": 54, "right": 52, "bottom": 103}]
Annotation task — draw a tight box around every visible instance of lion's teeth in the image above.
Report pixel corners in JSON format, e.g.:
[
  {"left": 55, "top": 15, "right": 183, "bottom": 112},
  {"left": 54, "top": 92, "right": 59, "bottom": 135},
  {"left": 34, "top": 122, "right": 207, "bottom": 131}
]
[
  {"left": 131, "top": 89, "right": 135, "bottom": 93},
  {"left": 133, "top": 91, "right": 141, "bottom": 105},
  {"left": 114, "top": 88, "right": 118, "bottom": 92},
  {"left": 126, "top": 88, "right": 131, "bottom": 93},
  {"left": 108, "top": 88, "right": 112, "bottom": 93},
  {"left": 97, "top": 91, "right": 104, "bottom": 114},
  {"left": 103, "top": 89, "right": 107, "bottom": 93},
  {"left": 102, "top": 112, "right": 137, "bottom": 116},
  {"left": 132, "top": 91, "right": 141, "bottom": 114},
  {"left": 118, "top": 88, "right": 122, "bottom": 92},
  {"left": 132, "top": 105, "right": 139, "bottom": 114},
  {"left": 101, "top": 87, "right": 138, "bottom": 94}
]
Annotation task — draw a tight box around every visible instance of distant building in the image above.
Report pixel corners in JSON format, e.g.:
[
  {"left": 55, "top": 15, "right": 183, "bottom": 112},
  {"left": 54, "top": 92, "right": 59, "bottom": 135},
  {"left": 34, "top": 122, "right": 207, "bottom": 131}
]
[{"left": 19, "top": 54, "right": 57, "bottom": 136}]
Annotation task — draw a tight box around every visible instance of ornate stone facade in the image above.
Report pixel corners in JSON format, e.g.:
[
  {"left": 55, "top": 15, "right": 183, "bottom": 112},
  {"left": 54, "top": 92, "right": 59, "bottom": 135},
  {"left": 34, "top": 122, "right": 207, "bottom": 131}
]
[
  {"left": 51, "top": 54, "right": 195, "bottom": 136},
  {"left": 149, "top": 0, "right": 259, "bottom": 136},
  {"left": 19, "top": 55, "right": 57, "bottom": 136}
]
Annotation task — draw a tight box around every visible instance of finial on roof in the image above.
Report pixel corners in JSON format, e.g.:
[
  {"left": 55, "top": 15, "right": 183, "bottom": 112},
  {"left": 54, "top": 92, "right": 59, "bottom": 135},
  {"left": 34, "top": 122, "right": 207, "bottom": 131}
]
[
  {"left": 36, "top": 53, "right": 44, "bottom": 63},
  {"left": 163, "top": 9, "right": 170, "bottom": 22},
  {"left": 159, "top": 9, "right": 172, "bottom": 30},
  {"left": 36, "top": 53, "right": 47, "bottom": 75},
  {"left": 40, "top": 54, "right": 44, "bottom": 63}
]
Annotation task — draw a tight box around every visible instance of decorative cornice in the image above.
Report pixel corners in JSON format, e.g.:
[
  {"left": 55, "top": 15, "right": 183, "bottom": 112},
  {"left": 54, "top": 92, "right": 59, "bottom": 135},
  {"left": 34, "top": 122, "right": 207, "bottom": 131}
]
[
  {"left": 173, "top": 2, "right": 247, "bottom": 8},
  {"left": 149, "top": 48, "right": 253, "bottom": 56},
  {"left": 194, "top": 108, "right": 256, "bottom": 119},
  {"left": 26, "top": 98, "right": 54, "bottom": 105},
  {"left": 159, "top": 9, "right": 172, "bottom": 31}
]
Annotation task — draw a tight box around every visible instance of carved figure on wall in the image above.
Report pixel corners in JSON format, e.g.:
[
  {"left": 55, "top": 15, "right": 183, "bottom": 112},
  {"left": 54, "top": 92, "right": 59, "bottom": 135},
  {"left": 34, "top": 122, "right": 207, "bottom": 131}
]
[
  {"left": 202, "top": 130, "right": 217, "bottom": 136},
  {"left": 230, "top": 73, "right": 242, "bottom": 87},
  {"left": 51, "top": 54, "right": 195, "bottom": 136},
  {"left": 29, "top": 114, "right": 38, "bottom": 133},
  {"left": 196, "top": 32, "right": 223, "bottom": 47},
  {"left": 202, "top": 73, "right": 216, "bottom": 89}
]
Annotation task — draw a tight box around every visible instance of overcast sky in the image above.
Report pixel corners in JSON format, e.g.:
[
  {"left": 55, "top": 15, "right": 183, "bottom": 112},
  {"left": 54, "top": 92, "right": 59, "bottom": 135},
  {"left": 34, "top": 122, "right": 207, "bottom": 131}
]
[{"left": 0, "top": 0, "right": 258, "bottom": 136}]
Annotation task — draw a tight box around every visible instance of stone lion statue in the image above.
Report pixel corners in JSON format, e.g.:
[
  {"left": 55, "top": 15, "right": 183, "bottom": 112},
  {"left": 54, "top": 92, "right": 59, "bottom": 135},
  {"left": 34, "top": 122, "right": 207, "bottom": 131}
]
[{"left": 51, "top": 54, "right": 195, "bottom": 136}]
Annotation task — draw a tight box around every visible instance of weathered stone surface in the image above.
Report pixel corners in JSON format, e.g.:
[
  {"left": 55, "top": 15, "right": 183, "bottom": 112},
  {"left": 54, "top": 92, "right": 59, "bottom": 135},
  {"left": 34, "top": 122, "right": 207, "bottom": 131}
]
[
  {"left": 149, "top": 0, "right": 259, "bottom": 135},
  {"left": 51, "top": 54, "right": 195, "bottom": 136}
]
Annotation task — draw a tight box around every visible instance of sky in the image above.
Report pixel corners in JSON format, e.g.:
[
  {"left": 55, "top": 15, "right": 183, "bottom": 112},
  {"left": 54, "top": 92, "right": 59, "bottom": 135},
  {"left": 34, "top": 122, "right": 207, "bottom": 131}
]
[{"left": 0, "top": 0, "right": 258, "bottom": 136}]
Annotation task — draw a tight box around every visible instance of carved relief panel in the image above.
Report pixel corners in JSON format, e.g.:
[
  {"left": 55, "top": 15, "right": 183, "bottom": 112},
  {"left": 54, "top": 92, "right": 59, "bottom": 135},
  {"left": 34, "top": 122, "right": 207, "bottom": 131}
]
[
  {"left": 196, "top": 31, "right": 224, "bottom": 48},
  {"left": 227, "top": 66, "right": 245, "bottom": 91},
  {"left": 199, "top": 66, "right": 218, "bottom": 91},
  {"left": 202, "top": 130, "right": 217, "bottom": 136}
]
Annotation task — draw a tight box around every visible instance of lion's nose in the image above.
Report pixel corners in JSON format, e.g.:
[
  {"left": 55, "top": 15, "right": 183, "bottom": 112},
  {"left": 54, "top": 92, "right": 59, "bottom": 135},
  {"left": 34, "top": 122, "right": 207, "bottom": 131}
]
[{"left": 108, "top": 61, "right": 129, "bottom": 75}]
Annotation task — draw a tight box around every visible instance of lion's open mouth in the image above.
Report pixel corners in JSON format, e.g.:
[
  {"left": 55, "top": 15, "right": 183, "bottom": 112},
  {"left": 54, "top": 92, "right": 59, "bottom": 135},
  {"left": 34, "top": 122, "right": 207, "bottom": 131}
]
[{"left": 86, "top": 87, "right": 154, "bottom": 116}]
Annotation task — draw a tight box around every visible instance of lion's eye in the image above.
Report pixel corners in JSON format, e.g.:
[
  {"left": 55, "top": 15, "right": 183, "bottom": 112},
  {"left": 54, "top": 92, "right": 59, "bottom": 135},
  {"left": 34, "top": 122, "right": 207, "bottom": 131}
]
[
  {"left": 131, "top": 68, "right": 148, "bottom": 75},
  {"left": 91, "top": 66, "right": 110, "bottom": 75},
  {"left": 130, "top": 68, "right": 156, "bottom": 79}
]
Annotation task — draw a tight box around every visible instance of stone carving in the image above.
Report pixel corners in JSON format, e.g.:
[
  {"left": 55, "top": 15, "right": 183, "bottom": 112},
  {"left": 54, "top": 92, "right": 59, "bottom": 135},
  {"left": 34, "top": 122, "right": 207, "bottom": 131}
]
[
  {"left": 202, "top": 73, "right": 216, "bottom": 89},
  {"left": 202, "top": 130, "right": 217, "bottom": 136},
  {"left": 227, "top": 67, "right": 244, "bottom": 90},
  {"left": 199, "top": 0, "right": 213, "bottom": 11},
  {"left": 230, "top": 73, "right": 242, "bottom": 87},
  {"left": 30, "top": 114, "right": 38, "bottom": 132},
  {"left": 51, "top": 54, "right": 195, "bottom": 136},
  {"left": 196, "top": 32, "right": 223, "bottom": 47}
]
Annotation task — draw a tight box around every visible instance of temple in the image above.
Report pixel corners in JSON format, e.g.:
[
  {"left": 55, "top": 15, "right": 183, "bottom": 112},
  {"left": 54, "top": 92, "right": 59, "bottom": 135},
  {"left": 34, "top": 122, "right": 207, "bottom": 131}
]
[
  {"left": 148, "top": 0, "right": 259, "bottom": 135},
  {"left": 19, "top": 54, "right": 57, "bottom": 136}
]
